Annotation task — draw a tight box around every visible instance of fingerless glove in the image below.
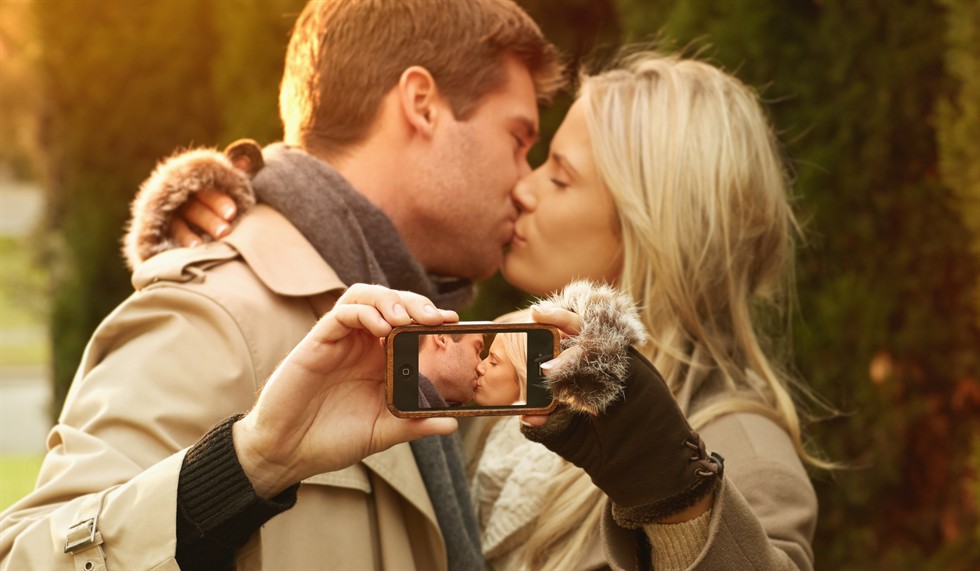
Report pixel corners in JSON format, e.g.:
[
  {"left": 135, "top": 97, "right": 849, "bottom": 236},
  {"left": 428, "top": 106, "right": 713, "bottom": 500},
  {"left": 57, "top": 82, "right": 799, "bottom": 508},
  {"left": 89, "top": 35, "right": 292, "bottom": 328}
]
[{"left": 522, "top": 281, "right": 723, "bottom": 527}]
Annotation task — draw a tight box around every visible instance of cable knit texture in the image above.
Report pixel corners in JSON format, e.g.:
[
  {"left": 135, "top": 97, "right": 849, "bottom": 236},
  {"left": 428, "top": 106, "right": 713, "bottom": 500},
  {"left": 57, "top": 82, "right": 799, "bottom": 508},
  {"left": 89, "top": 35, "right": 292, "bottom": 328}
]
[
  {"left": 535, "top": 280, "right": 647, "bottom": 415},
  {"left": 470, "top": 416, "right": 567, "bottom": 569}
]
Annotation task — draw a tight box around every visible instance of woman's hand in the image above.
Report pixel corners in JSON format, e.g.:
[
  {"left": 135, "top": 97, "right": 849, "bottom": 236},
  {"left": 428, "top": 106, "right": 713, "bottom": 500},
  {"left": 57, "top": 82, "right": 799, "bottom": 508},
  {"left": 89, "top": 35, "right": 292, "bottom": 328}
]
[
  {"left": 172, "top": 139, "right": 261, "bottom": 246},
  {"left": 517, "top": 281, "right": 722, "bottom": 526},
  {"left": 232, "top": 284, "right": 460, "bottom": 498},
  {"left": 521, "top": 304, "right": 583, "bottom": 427},
  {"left": 125, "top": 144, "right": 258, "bottom": 269},
  {"left": 172, "top": 188, "right": 240, "bottom": 246}
]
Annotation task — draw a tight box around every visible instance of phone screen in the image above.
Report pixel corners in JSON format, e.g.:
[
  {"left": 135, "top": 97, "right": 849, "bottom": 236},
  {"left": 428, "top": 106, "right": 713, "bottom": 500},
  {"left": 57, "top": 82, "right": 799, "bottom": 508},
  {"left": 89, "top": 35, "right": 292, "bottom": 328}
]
[{"left": 387, "top": 324, "right": 558, "bottom": 416}]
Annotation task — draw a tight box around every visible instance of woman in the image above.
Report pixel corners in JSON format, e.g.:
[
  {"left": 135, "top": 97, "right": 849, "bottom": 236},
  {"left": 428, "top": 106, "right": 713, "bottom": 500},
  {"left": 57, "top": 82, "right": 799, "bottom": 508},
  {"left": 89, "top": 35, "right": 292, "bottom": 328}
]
[
  {"left": 134, "top": 50, "right": 824, "bottom": 570},
  {"left": 474, "top": 333, "right": 528, "bottom": 406}
]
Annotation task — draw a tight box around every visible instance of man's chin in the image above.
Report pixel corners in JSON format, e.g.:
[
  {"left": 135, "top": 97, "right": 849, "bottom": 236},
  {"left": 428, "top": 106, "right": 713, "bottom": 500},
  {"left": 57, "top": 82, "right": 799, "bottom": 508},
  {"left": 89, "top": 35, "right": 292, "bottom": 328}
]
[
  {"left": 460, "top": 259, "right": 505, "bottom": 282},
  {"left": 426, "top": 255, "right": 500, "bottom": 282}
]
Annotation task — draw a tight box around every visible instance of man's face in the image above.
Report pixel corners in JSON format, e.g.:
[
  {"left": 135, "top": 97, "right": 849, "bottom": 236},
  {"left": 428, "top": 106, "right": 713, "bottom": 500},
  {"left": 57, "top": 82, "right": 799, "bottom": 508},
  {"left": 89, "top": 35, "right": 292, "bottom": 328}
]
[
  {"left": 408, "top": 55, "right": 539, "bottom": 280},
  {"left": 432, "top": 333, "right": 484, "bottom": 404}
]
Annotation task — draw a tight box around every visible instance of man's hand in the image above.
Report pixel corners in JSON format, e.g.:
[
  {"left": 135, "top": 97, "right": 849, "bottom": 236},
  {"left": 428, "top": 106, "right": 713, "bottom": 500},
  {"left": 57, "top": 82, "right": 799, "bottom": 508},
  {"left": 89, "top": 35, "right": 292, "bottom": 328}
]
[{"left": 232, "top": 284, "right": 460, "bottom": 498}]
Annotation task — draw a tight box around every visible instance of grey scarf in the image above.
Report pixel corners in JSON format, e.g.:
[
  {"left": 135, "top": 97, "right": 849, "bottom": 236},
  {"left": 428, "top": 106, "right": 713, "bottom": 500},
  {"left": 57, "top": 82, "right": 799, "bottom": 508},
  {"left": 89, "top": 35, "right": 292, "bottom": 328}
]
[{"left": 252, "top": 143, "right": 484, "bottom": 570}]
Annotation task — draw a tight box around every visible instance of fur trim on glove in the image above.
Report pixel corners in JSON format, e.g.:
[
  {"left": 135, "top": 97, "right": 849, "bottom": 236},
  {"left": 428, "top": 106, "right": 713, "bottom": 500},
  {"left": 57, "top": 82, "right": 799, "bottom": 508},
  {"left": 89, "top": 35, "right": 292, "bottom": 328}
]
[
  {"left": 535, "top": 280, "right": 647, "bottom": 415},
  {"left": 122, "top": 147, "right": 257, "bottom": 270}
]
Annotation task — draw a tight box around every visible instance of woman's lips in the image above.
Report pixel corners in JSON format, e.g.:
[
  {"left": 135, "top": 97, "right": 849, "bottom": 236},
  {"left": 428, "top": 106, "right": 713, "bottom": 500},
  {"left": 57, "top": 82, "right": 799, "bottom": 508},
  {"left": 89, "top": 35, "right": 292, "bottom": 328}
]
[{"left": 511, "top": 228, "right": 528, "bottom": 246}]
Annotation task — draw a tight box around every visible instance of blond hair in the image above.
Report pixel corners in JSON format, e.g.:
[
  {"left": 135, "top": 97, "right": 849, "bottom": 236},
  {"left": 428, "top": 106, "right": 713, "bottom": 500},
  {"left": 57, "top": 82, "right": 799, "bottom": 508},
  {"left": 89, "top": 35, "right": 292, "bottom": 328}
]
[
  {"left": 520, "top": 50, "right": 827, "bottom": 570},
  {"left": 497, "top": 333, "right": 528, "bottom": 403},
  {"left": 280, "top": 0, "right": 565, "bottom": 158}
]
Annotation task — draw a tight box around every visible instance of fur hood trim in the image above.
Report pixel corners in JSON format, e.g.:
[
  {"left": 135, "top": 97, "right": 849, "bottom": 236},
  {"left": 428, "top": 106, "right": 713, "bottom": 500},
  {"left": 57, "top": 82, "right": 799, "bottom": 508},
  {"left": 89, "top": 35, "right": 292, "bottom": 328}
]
[
  {"left": 536, "top": 280, "right": 647, "bottom": 415},
  {"left": 122, "top": 147, "right": 256, "bottom": 270}
]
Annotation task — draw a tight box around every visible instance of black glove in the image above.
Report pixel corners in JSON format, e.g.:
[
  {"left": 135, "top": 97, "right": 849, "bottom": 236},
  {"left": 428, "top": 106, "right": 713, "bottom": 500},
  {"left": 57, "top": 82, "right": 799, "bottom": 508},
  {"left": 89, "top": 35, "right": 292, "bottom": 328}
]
[
  {"left": 524, "top": 349, "right": 722, "bottom": 527},
  {"left": 523, "top": 281, "right": 722, "bottom": 528}
]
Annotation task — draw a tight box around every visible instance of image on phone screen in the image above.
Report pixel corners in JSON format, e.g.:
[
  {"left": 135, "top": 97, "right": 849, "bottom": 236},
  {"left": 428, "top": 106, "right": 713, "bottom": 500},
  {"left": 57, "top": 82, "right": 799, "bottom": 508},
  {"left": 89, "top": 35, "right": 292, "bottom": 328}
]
[{"left": 388, "top": 324, "right": 557, "bottom": 416}]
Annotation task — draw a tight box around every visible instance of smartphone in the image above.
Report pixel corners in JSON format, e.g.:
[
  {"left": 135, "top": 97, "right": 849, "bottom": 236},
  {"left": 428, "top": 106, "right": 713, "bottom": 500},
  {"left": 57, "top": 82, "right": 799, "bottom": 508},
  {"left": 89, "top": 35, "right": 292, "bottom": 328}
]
[{"left": 386, "top": 322, "right": 560, "bottom": 418}]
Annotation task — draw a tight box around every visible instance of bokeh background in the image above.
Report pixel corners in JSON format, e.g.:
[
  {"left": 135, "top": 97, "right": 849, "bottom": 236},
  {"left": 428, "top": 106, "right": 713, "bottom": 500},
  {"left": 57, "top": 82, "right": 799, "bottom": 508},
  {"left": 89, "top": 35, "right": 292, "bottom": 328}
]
[{"left": 1, "top": 0, "right": 978, "bottom": 568}]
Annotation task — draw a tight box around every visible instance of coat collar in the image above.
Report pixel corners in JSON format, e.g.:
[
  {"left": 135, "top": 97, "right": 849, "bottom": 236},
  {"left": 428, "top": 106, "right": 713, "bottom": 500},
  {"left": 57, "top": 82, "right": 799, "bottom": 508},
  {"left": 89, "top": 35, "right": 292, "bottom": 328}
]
[
  {"left": 131, "top": 203, "right": 346, "bottom": 302},
  {"left": 224, "top": 204, "right": 346, "bottom": 297}
]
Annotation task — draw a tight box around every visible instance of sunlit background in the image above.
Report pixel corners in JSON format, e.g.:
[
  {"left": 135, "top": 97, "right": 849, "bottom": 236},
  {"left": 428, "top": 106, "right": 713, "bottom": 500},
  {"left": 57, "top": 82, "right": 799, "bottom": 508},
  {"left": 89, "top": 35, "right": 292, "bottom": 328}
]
[{"left": 0, "top": 0, "right": 977, "bottom": 568}]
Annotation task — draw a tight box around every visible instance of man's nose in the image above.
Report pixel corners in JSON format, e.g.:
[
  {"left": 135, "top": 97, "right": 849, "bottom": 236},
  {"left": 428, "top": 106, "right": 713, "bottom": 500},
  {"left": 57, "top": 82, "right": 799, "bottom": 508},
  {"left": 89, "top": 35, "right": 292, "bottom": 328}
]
[{"left": 518, "top": 156, "right": 532, "bottom": 179}]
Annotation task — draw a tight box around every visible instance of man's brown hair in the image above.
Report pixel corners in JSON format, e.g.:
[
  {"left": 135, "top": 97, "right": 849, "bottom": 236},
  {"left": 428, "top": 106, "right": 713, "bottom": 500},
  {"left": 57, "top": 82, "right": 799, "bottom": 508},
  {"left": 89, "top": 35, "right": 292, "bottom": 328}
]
[{"left": 280, "top": 0, "right": 565, "bottom": 158}]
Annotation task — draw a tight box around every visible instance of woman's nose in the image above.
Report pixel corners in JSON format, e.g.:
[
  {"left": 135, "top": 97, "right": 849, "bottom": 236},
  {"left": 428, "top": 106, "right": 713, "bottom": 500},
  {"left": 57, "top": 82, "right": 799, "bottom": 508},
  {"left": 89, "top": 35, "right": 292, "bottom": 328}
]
[
  {"left": 477, "top": 360, "right": 487, "bottom": 376},
  {"left": 512, "top": 173, "right": 538, "bottom": 212}
]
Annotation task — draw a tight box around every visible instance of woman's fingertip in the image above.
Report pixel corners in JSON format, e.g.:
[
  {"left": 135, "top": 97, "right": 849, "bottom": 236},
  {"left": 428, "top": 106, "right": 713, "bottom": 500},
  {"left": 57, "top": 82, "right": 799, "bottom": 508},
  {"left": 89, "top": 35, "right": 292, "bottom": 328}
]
[{"left": 539, "top": 357, "right": 560, "bottom": 371}]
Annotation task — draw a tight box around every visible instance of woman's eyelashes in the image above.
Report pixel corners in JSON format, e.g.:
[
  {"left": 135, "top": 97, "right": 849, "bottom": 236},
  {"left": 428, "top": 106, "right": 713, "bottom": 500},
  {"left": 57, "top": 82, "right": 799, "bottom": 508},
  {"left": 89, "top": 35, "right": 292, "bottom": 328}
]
[{"left": 550, "top": 178, "right": 569, "bottom": 189}]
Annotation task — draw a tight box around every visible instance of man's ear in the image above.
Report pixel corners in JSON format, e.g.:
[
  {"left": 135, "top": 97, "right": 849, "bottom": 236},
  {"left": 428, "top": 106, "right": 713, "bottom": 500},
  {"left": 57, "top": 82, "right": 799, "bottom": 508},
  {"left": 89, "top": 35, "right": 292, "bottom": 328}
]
[
  {"left": 431, "top": 334, "right": 449, "bottom": 350},
  {"left": 398, "top": 66, "right": 442, "bottom": 139}
]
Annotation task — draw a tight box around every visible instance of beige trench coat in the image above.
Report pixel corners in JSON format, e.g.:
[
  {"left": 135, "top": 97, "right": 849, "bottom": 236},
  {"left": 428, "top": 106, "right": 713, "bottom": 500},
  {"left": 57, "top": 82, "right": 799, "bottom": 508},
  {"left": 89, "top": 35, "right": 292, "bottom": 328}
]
[{"left": 1, "top": 205, "right": 448, "bottom": 570}]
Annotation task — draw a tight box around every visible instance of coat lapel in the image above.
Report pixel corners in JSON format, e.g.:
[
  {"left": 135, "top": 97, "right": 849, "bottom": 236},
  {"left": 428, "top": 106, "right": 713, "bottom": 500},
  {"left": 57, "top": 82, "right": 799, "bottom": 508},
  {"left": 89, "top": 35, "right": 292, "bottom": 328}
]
[{"left": 363, "top": 443, "right": 440, "bottom": 528}]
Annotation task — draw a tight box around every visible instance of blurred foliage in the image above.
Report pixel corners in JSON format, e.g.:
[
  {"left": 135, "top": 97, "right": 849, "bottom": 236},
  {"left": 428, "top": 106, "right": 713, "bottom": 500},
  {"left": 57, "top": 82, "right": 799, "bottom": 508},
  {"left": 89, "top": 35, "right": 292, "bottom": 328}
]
[
  {"left": 0, "top": 1, "right": 42, "bottom": 181},
  {"left": 0, "top": 237, "right": 49, "bottom": 368},
  {"left": 210, "top": 0, "right": 305, "bottom": 145},
  {"left": 937, "top": 0, "right": 980, "bottom": 315},
  {"left": 30, "top": 0, "right": 305, "bottom": 414},
  {"left": 0, "top": 237, "right": 47, "bottom": 330},
  {"left": 0, "top": 455, "right": 45, "bottom": 512},
  {"left": 14, "top": 0, "right": 979, "bottom": 568},
  {"left": 34, "top": 0, "right": 220, "bottom": 413}
]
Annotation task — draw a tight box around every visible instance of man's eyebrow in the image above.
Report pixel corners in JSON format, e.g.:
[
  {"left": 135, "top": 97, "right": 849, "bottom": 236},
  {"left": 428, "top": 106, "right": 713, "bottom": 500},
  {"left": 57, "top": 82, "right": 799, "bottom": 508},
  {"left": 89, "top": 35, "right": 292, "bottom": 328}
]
[{"left": 552, "top": 151, "right": 579, "bottom": 179}]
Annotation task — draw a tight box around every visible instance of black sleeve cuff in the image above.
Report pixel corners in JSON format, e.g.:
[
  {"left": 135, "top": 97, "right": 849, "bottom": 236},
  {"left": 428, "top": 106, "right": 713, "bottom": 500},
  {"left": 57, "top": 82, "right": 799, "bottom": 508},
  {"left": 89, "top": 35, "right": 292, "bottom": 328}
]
[{"left": 176, "top": 414, "right": 299, "bottom": 569}]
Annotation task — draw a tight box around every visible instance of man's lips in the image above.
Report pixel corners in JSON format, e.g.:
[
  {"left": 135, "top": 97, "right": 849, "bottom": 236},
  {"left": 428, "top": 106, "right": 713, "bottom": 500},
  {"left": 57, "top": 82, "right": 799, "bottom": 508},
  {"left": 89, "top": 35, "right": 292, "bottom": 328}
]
[{"left": 504, "top": 217, "right": 518, "bottom": 239}]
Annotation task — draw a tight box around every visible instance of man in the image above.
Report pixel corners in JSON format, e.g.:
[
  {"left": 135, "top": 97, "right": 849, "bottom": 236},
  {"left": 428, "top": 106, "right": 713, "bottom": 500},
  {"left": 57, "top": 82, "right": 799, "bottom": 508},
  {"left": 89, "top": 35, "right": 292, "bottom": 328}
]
[
  {"left": 0, "top": 1, "right": 562, "bottom": 568},
  {"left": 418, "top": 333, "right": 485, "bottom": 407}
]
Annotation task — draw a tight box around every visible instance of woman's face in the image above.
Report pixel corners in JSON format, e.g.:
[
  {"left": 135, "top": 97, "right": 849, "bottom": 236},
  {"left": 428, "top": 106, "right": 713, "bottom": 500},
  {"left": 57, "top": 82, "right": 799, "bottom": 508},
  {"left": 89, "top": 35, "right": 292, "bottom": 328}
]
[
  {"left": 474, "top": 336, "right": 521, "bottom": 406},
  {"left": 503, "top": 97, "right": 623, "bottom": 296}
]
